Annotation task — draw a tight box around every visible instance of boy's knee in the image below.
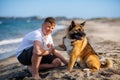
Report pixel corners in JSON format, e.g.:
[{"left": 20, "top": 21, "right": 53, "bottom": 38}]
[
  {"left": 52, "top": 58, "right": 61, "bottom": 67},
  {"left": 33, "top": 50, "right": 42, "bottom": 56}
]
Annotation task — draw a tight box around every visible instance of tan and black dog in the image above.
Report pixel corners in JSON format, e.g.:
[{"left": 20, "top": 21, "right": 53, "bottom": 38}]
[{"left": 59, "top": 21, "right": 112, "bottom": 72}]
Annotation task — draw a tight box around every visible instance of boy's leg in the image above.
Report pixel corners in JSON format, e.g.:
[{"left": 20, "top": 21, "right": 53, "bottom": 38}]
[
  {"left": 30, "top": 53, "right": 42, "bottom": 79},
  {"left": 39, "top": 58, "right": 61, "bottom": 70}
]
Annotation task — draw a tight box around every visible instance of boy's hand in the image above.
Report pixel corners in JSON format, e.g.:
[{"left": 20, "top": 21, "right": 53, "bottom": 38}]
[{"left": 47, "top": 44, "right": 55, "bottom": 54}]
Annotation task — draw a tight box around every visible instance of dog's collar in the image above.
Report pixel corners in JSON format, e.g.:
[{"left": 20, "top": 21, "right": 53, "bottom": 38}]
[{"left": 65, "top": 37, "right": 76, "bottom": 44}]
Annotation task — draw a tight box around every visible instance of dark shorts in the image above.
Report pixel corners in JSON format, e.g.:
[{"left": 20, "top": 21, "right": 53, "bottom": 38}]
[{"left": 17, "top": 46, "right": 57, "bottom": 65}]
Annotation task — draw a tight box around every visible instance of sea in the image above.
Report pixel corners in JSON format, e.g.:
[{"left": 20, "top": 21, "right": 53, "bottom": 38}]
[{"left": 0, "top": 18, "right": 66, "bottom": 60}]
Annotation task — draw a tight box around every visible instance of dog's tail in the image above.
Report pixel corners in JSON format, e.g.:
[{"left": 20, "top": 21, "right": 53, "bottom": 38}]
[{"left": 100, "top": 58, "right": 113, "bottom": 68}]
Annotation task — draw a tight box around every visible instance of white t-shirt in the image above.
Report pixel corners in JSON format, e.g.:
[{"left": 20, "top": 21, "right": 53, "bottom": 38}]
[{"left": 16, "top": 28, "right": 53, "bottom": 57}]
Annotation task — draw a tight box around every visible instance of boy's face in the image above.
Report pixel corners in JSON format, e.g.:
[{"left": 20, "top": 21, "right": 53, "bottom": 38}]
[{"left": 43, "top": 22, "right": 56, "bottom": 35}]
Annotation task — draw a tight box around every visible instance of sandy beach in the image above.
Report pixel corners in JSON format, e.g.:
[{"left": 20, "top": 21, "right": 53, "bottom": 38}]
[{"left": 0, "top": 18, "right": 120, "bottom": 80}]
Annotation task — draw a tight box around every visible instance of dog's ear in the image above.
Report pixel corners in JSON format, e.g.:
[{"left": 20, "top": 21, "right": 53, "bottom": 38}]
[
  {"left": 80, "top": 21, "right": 86, "bottom": 26},
  {"left": 68, "top": 20, "right": 75, "bottom": 31},
  {"left": 71, "top": 20, "right": 75, "bottom": 27}
]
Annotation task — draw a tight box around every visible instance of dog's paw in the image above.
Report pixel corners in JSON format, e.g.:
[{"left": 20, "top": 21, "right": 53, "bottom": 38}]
[
  {"left": 65, "top": 71, "right": 70, "bottom": 75},
  {"left": 83, "top": 68, "right": 90, "bottom": 77},
  {"left": 83, "top": 68, "right": 90, "bottom": 72}
]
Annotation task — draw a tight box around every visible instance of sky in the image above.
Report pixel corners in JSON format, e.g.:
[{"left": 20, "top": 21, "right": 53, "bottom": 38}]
[{"left": 0, "top": 0, "right": 120, "bottom": 18}]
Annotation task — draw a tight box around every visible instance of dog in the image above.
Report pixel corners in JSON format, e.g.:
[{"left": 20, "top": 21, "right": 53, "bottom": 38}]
[{"left": 59, "top": 20, "right": 112, "bottom": 72}]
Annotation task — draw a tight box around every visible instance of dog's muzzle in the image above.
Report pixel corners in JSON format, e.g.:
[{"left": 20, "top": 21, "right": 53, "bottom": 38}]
[{"left": 70, "top": 31, "right": 86, "bottom": 40}]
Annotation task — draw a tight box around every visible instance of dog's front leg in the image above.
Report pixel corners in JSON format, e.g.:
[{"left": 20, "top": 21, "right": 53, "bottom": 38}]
[{"left": 68, "top": 50, "right": 79, "bottom": 72}]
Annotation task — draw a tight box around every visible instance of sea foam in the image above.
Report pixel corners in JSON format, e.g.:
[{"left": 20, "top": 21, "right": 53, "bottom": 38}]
[{"left": 0, "top": 38, "right": 23, "bottom": 46}]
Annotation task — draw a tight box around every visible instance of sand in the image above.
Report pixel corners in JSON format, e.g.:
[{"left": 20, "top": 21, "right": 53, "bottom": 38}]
[{"left": 0, "top": 18, "right": 120, "bottom": 80}]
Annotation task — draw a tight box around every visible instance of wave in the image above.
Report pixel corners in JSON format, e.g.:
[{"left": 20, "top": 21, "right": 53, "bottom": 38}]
[
  {"left": 0, "top": 47, "right": 17, "bottom": 54},
  {"left": 0, "top": 38, "right": 23, "bottom": 46},
  {"left": 53, "top": 25, "right": 66, "bottom": 35},
  {"left": 55, "top": 24, "right": 66, "bottom": 30},
  {"left": 0, "top": 38, "right": 22, "bottom": 54}
]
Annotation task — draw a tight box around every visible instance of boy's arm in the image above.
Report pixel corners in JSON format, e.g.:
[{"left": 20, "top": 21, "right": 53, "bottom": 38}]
[{"left": 53, "top": 49, "right": 68, "bottom": 65}]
